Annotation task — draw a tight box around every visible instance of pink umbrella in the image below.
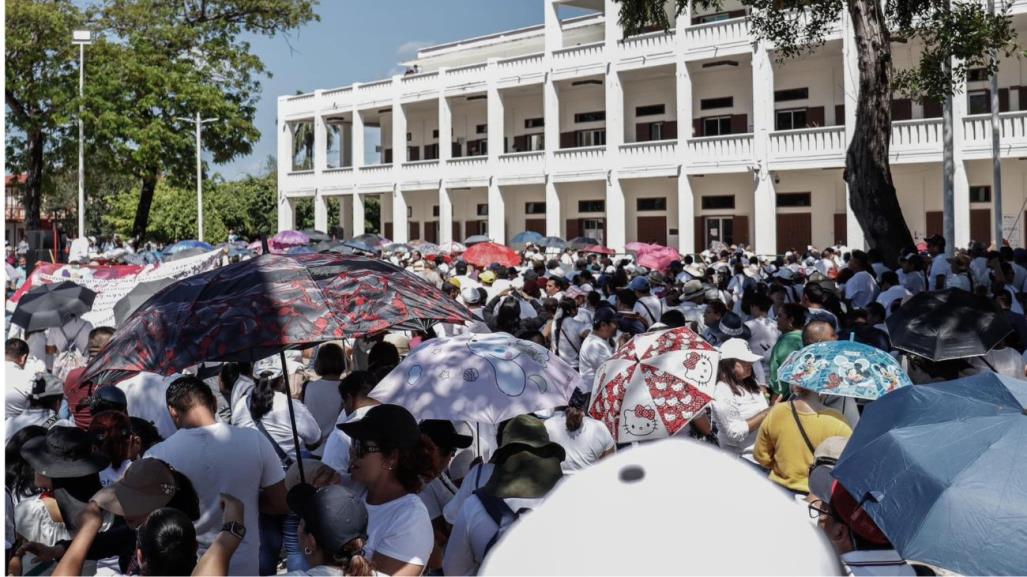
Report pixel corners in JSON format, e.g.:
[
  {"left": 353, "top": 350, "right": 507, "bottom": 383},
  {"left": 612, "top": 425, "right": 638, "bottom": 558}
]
[
  {"left": 625, "top": 242, "right": 659, "bottom": 255},
  {"left": 638, "top": 247, "right": 681, "bottom": 271},
  {"left": 580, "top": 245, "right": 615, "bottom": 255},
  {"left": 269, "top": 230, "right": 310, "bottom": 253},
  {"left": 247, "top": 240, "right": 264, "bottom": 255}
]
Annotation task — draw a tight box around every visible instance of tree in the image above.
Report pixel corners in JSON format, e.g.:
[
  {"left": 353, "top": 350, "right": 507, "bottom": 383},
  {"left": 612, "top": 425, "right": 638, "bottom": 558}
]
[
  {"left": 5, "top": 0, "right": 82, "bottom": 231},
  {"left": 615, "top": 0, "right": 1015, "bottom": 264},
  {"left": 86, "top": 0, "right": 319, "bottom": 240}
]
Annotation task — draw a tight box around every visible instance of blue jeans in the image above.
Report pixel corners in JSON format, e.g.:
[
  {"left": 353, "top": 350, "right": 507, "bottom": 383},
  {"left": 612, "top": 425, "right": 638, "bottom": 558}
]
[{"left": 259, "top": 512, "right": 310, "bottom": 574}]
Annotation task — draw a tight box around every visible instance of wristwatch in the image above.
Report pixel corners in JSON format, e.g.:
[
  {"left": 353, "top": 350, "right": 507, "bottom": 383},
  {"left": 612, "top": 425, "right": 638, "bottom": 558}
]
[{"left": 221, "top": 521, "right": 246, "bottom": 540}]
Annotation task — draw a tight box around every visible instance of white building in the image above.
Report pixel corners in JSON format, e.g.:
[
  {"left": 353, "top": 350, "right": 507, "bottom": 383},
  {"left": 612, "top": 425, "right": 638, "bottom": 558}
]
[{"left": 277, "top": 0, "right": 1027, "bottom": 254}]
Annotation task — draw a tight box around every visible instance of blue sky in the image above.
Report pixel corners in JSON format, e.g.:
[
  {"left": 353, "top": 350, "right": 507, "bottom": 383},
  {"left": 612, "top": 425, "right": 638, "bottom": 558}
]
[{"left": 215, "top": 1, "right": 565, "bottom": 180}]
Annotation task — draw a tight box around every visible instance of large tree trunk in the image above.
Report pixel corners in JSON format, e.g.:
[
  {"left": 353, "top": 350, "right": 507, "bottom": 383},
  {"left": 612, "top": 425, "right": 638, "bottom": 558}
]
[
  {"left": 131, "top": 172, "right": 160, "bottom": 240},
  {"left": 23, "top": 128, "right": 45, "bottom": 231},
  {"left": 846, "top": 0, "right": 914, "bottom": 266}
]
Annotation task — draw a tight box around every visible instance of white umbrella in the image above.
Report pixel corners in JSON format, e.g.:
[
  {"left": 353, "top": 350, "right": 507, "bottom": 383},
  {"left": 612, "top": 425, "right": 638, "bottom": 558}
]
[
  {"left": 373, "top": 332, "right": 582, "bottom": 424},
  {"left": 480, "top": 439, "right": 841, "bottom": 576}
]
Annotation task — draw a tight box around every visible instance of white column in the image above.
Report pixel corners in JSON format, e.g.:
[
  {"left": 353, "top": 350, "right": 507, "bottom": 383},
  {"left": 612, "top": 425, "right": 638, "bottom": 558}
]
[
  {"left": 277, "top": 98, "right": 293, "bottom": 233},
  {"left": 392, "top": 187, "right": 408, "bottom": 243},
  {"left": 544, "top": 0, "right": 563, "bottom": 52},
  {"left": 952, "top": 68, "right": 970, "bottom": 249},
  {"left": 545, "top": 178, "right": 561, "bottom": 237},
  {"left": 488, "top": 180, "right": 506, "bottom": 243},
  {"left": 278, "top": 197, "right": 294, "bottom": 232},
  {"left": 605, "top": 67, "right": 625, "bottom": 250},
  {"left": 438, "top": 70, "right": 452, "bottom": 164},
  {"left": 341, "top": 196, "right": 353, "bottom": 239},
  {"left": 314, "top": 193, "right": 328, "bottom": 232},
  {"left": 543, "top": 64, "right": 561, "bottom": 236},
  {"left": 352, "top": 193, "right": 365, "bottom": 237},
  {"left": 604, "top": 0, "right": 621, "bottom": 46},
  {"left": 439, "top": 183, "right": 453, "bottom": 244},
  {"left": 606, "top": 175, "right": 626, "bottom": 250},
  {"left": 677, "top": 172, "right": 695, "bottom": 254},
  {"left": 841, "top": 9, "right": 865, "bottom": 249},
  {"left": 352, "top": 84, "right": 365, "bottom": 169},
  {"left": 486, "top": 61, "right": 506, "bottom": 242},
  {"left": 606, "top": 68, "right": 624, "bottom": 150},
  {"left": 752, "top": 41, "right": 776, "bottom": 255},
  {"left": 392, "top": 77, "right": 407, "bottom": 167}
]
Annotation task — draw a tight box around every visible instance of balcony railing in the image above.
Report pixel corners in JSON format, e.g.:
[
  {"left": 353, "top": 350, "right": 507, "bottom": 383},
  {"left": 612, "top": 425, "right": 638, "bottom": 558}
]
[
  {"left": 551, "top": 41, "right": 605, "bottom": 68},
  {"left": 685, "top": 17, "right": 749, "bottom": 55},
  {"left": 769, "top": 126, "right": 846, "bottom": 162},
  {"left": 447, "top": 63, "right": 487, "bottom": 86},
  {"left": 498, "top": 150, "right": 544, "bottom": 171},
  {"left": 552, "top": 145, "right": 606, "bottom": 174},
  {"left": 399, "top": 71, "right": 439, "bottom": 97},
  {"left": 686, "top": 134, "right": 753, "bottom": 169},
  {"left": 619, "top": 30, "right": 675, "bottom": 58},
  {"left": 890, "top": 118, "right": 942, "bottom": 155},
  {"left": 619, "top": 140, "right": 678, "bottom": 166},
  {"left": 963, "top": 111, "right": 1027, "bottom": 143},
  {"left": 359, "top": 163, "right": 393, "bottom": 178},
  {"left": 497, "top": 52, "right": 544, "bottom": 73}
]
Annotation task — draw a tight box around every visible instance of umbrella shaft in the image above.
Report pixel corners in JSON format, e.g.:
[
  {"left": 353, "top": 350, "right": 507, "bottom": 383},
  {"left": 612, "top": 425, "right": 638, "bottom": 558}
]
[{"left": 280, "top": 350, "right": 306, "bottom": 485}]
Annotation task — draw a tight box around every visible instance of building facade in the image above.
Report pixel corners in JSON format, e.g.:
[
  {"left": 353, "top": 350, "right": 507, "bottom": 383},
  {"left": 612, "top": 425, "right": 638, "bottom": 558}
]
[{"left": 277, "top": 0, "right": 1027, "bottom": 254}]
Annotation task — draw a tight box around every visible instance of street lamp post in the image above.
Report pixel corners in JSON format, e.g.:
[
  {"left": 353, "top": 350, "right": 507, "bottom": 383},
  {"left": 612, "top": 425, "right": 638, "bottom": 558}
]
[
  {"left": 72, "top": 30, "right": 92, "bottom": 240},
  {"left": 175, "top": 112, "right": 219, "bottom": 242}
]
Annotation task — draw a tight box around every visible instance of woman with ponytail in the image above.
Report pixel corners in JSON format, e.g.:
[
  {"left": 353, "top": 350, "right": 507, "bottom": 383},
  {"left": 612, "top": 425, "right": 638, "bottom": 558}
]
[
  {"left": 286, "top": 484, "right": 375, "bottom": 576},
  {"left": 544, "top": 297, "right": 587, "bottom": 369}
]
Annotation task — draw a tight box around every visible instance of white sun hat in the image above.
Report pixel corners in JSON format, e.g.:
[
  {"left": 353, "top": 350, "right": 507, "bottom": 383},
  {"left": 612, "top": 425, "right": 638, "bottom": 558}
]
[{"left": 718, "top": 338, "right": 763, "bottom": 364}]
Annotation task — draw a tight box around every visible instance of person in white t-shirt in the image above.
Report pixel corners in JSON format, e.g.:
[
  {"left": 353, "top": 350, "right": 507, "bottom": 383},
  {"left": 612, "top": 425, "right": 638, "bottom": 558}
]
[
  {"left": 145, "top": 376, "right": 288, "bottom": 576},
  {"left": 578, "top": 307, "right": 619, "bottom": 393},
  {"left": 337, "top": 404, "right": 435, "bottom": 576},
  {"left": 321, "top": 371, "right": 381, "bottom": 483},
  {"left": 4, "top": 372, "right": 71, "bottom": 441},
  {"left": 710, "top": 339, "right": 770, "bottom": 459},
  {"left": 5, "top": 338, "right": 33, "bottom": 419},
  {"left": 118, "top": 371, "right": 179, "bottom": 440},
  {"left": 926, "top": 235, "right": 951, "bottom": 290},
  {"left": 302, "top": 343, "right": 345, "bottom": 457},
  {"left": 629, "top": 276, "right": 663, "bottom": 328},
  {"left": 543, "top": 391, "right": 614, "bottom": 474},
  {"left": 875, "top": 271, "right": 912, "bottom": 317},
  {"left": 844, "top": 251, "right": 879, "bottom": 310},
  {"left": 418, "top": 420, "right": 474, "bottom": 574},
  {"left": 898, "top": 253, "right": 927, "bottom": 294},
  {"left": 546, "top": 298, "right": 588, "bottom": 369}
]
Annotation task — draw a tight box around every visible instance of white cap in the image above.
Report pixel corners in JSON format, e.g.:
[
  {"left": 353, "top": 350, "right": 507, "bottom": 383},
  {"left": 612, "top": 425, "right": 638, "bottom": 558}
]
[
  {"left": 718, "top": 338, "right": 763, "bottom": 363},
  {"left": 460, "top": 286, "right": 480, "bottom": 304}
]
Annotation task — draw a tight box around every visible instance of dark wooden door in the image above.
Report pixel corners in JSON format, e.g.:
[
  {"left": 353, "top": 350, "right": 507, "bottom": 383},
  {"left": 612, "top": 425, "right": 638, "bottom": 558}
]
[
  {"left": 834, "top": 213, "right": 848, "bottom": 245},
  {"left": 970, "top": 209, "right": 991, "bottom": 244},
  {"left": 408, "top": 221, "right": 420, "bottom": 241},
  {"left": 424, "top": 221, "right": 438, "bottom": 244},
  {"left": 694, "top": 216, "right": 706, "bottom": 253},
  {"left": 525, "top": 219, "right": 546, "bottom": 234},
  {"left": 636, "top": 216, "right": 667, "bottom": 246},
  {"left": 566, "top": 219, "right": 581, "bottom": 239},
  {"left": 776, "top": 213, "right": 812, "bottom": 254},
  {"left": 732, "top": 215, "right": 749, "bottom": 246},
  {"left": 384, "top": 222, "right": 393, "bottom": 239},
  {"left": 925, "top": 211, "right": 943, "bottom": 238}
]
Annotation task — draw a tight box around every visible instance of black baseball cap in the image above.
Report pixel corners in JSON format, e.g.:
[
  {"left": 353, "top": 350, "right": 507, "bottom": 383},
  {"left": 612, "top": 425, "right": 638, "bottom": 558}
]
[
  {"left": 287, "top": 484, "right": 368, "bottom": 554},
  {"left": 419, "top": 420, "right": 473, "bottom": 451},
  {"left": 337, "top": 404, "right": 421, "bottom": 450}
]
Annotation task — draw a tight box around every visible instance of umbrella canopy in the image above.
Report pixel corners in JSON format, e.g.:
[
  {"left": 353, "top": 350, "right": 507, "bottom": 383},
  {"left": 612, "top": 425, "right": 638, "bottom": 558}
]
[
  {"left": 439, "top": 241, "right": 467, "bottom": 254},
  {"left": 588, "top": 327, "right": 719, "bottom": 443},
  {"left": 11, "top": 281, "right": 97, "bottom": 332},
  {"left": 300, "top": 229, "right": 331, "bottom": 242},
  {"left": 353, "top": 233, "right": 390, "bottom": 247},
  {"left": 383, "top": 243, "right": 412, "bottom": 254},
  {"left": 163, "top": 240, "right": 213, "bottom": 255},
  {"left": 112, "top": 278, "right": 176, "bottom": 326},
  {"left": 463, "top": 242, "right": 520, "bottom": 268},
  {"left": 462, "top": 234, "right": 491, "bottom": 246},
  {"left": 407, "top": 240, "right": 440, "bottom": 255},
  {"left": 162, "top": 247, "right": 208, "bottom": 262},
  {"left": 832, "top": 373, "right": 1027, "bottom": 575},
  {"left": 625, "top": 241, "right": 659, "bottom": 254},
  {"left": 567, "top": 236, "right": 600, "bottom": 250},
  {"left": 269, "top": 230, "right": 310, "bottom": 252},
  {"left": 637, "top": 247, "right": 681, "bottom": 271},
  {"left": 579, "top": 245, "right": 615, "bottom": 255},
  {"left": 83, "top": 253, "right": 474, "bottom": 385},
  {"left": 538, "top": 236, "right": 566, "bottom": 249},
  {"left": 342, "top": 239, "right": 379, "bottom": 254},
  {"left": 886, "top": 289, "right": 1013, "bottom": 360},
  {"left": 372, "top": 332, "right": 582, "bottom": 424},
  {"left": 776, "top": 340, "right": 911, "bottom": 400},
  {"left": 284, "top": 245, "right": 317, "bottom": 255},
  {"left": 480, "top": 439, "right": 840, "bottom": 576},
  {"left": 510, "top": 230, "right": 544, "bottom": 247}
]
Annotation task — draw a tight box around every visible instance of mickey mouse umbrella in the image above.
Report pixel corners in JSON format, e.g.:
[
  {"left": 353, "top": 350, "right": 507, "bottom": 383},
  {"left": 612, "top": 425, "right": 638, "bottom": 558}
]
[
  {"left": 588, "top": 327, "right": 719, "bottom": 443},
  {"left": 777, "top": 340, "right": 912, "bottom": 400}
]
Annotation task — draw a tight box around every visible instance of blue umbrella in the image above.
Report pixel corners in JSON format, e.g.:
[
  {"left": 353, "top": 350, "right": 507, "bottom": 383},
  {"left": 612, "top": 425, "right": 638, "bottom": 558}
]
[
  {"left": 510, "top": 231, "right": 544, "bottom": 247},
  {"left": 832, "top": 373, "right": 1027, "bottom": 576},
  {"left": 164, "top": 240, "right": 214, "bottom": 255},
  {"left": 539, "top": 236, "right": 566, "bottom": 249},
  {"left": 776, "top": 340, "right": 911, "bottom": 400},
  {"left": 462, "top": 234, "right": 491, "bottom": 246}
]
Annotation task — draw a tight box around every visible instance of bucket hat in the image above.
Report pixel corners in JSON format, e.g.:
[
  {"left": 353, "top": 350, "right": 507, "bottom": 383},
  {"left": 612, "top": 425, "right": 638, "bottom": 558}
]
[{"left": 21, "top": 426, "right": 109, "bottom": 478}]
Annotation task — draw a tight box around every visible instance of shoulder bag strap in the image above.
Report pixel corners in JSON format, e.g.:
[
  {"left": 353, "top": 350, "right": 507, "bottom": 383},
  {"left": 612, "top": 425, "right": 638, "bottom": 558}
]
[
  {"left": 253, "top": 417, "right": 293, "bottom": 468},
  {"left": 561, "top": 323, "right": 581, "bottom": 356},
  {"left": 789, "top": 400, "right": 817, "bottom": 456}
]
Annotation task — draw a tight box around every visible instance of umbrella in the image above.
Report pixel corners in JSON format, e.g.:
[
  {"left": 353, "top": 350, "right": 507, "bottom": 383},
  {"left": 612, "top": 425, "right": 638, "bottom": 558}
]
[
  {"left": 538, "top": 236, "right": 566, "bottom": 249},
  {"left": 777, "top": 340, "right": 912, "bottom": 400},
  {"left": 247, "top": 240, "right": 264, "bottom": 255},
  {"left": 637, "top": 246, "right": 681, "bottom": 271},
  {"left": 886, "top": 289, "right": 1013, "bottom": 360},
  {"left": 112, "top": 278, "right": 176, "bottom": 326},
  {"left": 510, "top": 231, "right": 544, "bottom": 247},
  {"left": 462, "top": 234, "right": 491, "bottom": 246},
  {"left": 353, "top": 233, "right": 390, "bottom": 247},
  {"left": 625, "top": 241, "right": 659, "bottom": 254},
  {"left": 832, "top": 373, "right": 1027, "bottom": 575},
  {"left": 163, "top": 240, "right": 213, "bottom": 255},
  {"left": 480, "top": 439, "right": 840, "bottom": 576},
  {"left": 11, "top": 281, "right": 97, "bottom": 332},
  {"left": 383, "top": 243, "right": 412, "bottom": 254},
  {"left": 567, "top": 236, "right": 599, "bottom": 250},
  {"left": 300, "top": 229, "right": 331, "bottom": 243},
  {"left": 439, "top": 241, "right": 467, "bottom": 254},
  {"left": 408, "top": 240, "right": 440, "bottom": 255},
  {"left": 269, "top": 230, "right": 310, "bottom": 253},
  {"left": 371, "top": 332, "right": 582, "bottom": 424},
  {"left": 588, "top": 327, "right": 719, "bottom": 443},
  {"left": 163, "top": 247, "right": 207, "bottom": 262},
  {"left": 463, "top": 242, "right": 520, "bottom": 268},
  {"left": 285, "top": 245, "right": 316, "bottom": 255},
  {"left": 579, "top": 245, "right": 615, "bottom": 255},
  {"left": 342, "top": 239, "right": 379, "bottom": 254}
]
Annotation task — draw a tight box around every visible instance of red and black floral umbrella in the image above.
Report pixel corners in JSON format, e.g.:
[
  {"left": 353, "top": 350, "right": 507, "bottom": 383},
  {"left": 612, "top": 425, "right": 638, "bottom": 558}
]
[{"left": 83, "top": 253, "right": 474, "bottom": 385}]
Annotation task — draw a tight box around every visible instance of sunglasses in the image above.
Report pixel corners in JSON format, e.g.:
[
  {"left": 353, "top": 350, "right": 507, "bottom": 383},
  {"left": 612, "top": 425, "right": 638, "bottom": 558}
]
[
  {"left": 353, "top": 439, "right": 382, "bottom": 458},
  {"left": 807, "top": 500, "right": 833, "bottom": 520}
]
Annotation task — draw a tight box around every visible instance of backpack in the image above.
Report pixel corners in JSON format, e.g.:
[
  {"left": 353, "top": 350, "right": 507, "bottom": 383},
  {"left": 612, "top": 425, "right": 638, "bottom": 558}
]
[
  {"left": 473, "top": 489, "right": 533, "bottom": 563},
  {"left": 53, "top": 348, "right": 87, "bottom": 381}
]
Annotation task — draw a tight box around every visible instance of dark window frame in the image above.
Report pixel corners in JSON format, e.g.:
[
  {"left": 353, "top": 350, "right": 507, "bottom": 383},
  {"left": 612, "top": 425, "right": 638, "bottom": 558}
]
[
  {"left": 525, "top": 201, "right": 547, "bottom": 215},
  {"left": 702, "top": 116, "right": 733, "bottom": 136},
  {"left": 578, "top": 199, "right": 606, "bottom": 213},
  {"left": 774, "top": 87, "right": 810, "bottom": 102},
  {"left": 574, "top": 110, "right": 606, "bottom": 123},
  {"left": 701, "top": 195, "right": 735, "bottom": 210},
  {"left": 969, "top": 185, "right": 992, "bottom": 203},
  {"left": 635, "top": 104, "right": 666, "bottom": 117},
  {"left": 776, "top": 192, "right": 812, "bottom": 208},
  {"left": 700, "top": 96, "right": 734, "bottom": 110},
  {"left": 476, "top": 203, "right": 489, "bottom": 216},
  {"left": 525, "top": 117, "right": 545, "bottom": 128},
  {"left": 636, "top": 197, "right": 668, "bottom": 211},
  {"left": 775, "top": 108, "right": 808, "bottom": 131}
]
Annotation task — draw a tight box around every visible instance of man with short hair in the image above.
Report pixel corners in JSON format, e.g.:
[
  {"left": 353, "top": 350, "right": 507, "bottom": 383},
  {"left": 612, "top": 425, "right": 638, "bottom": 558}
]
[
  {"left": 145, "top": 376, "right": 287, "bottom": 576},
  {"left": 768, "top": 303, "right": 806, "bottom": 401},
  {"left": 63, "top": 326, "right": 116, "bottom": 429},
  {"left": 629, "top": 276, "right": 662, "bottom": 328},
  {"left": 875, "top": 271, "right": 911, "bottom": 317},
  {"left": 543, "top": 390, "right": 614, "bottom": 474},
  {"left": 5, "top": 338, "right": 33, "bottom": 418},
  {"left": 926, "top": 235, "right": 950, "bottom": 290}
]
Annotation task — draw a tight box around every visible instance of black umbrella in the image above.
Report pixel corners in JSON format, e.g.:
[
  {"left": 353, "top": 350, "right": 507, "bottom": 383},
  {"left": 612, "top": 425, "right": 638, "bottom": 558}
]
[
  {"left": 301, "top": 229, "right": 331, "bottom": 243},
  {"left": 11, "top": 281, "right": 96, "bottom": 332},
  {"left": 886, "top": 289, "right": 1013, "bottom": 361},
  {"left": 113, "top": 278, "right": 176, "bottom": 326},
  {"left": 568, "top": 236, "right": 600, "bottom": 249}
]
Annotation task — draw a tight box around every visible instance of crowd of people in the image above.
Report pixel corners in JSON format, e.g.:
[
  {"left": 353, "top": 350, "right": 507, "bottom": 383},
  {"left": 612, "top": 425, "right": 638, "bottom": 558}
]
[{"left": 5, "top": 231, "right": 1024, "bottom": 576}]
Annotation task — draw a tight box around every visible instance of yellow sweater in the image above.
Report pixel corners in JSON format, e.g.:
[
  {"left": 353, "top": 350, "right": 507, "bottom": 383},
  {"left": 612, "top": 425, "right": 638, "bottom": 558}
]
[{"left": 753, "top": 401, "right": 852, "bottom": 493}]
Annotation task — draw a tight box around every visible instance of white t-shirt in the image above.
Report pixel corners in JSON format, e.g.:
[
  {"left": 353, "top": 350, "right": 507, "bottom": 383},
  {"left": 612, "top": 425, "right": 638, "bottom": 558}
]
[
  {"left": 301, "top": 379, "right": 342, "bottom": 457},
  {"left": 117, "top": 372, "right": 177, "bottom": 440},
  {"left": 228, "top": 375, "right": 256, "bottom": 426},
  {"left": 321, "top": 404, "right": 375, "bottom": 476},
  {"left": 543, "top": 412, "right": 614, "bottom": 473},
  {"left": 928, "top": 257, "right": 952, "bottom": 290},
  {"left": 5, "top": 361, "right": 33, "bottom": 419},
  {"left": 443, "top": 493, "right": 546, "bottom": 576},
  {"left": 238, "top": 391, "right": 321, "bottom": 459},
  {"left": 578, "top": 334, "right": 614, "bottom": 394},
  {"left": 443, "top": 463, "right": 495, "bottom": 525},
  {"left": 876, "top": 286, "right": 912, "bottom": 316},
  {"left": 633, "top": 295, "right": 663, "bottom": 325},
  {"left": 99, "top": 460, "right": 132, "bottom": 487},
  {"left": 744, "top": 316, "right": 780, "bottom": 373},
  {"left": 145, "top": 424, "right": 286, "bottom": 576},
  {"left": 419, "top": 473, "right": 459, "bottom": 520},
  {"left": 365, "top": 493, "right": 434, "bottom": 567},
  {"left": 844, "top": 271, "right": 879, "bottom": 310},
  {"left": 710, "top": 382, "right": 769, "bottom": 457},
  {"left": 45, "top": 318, "right": 93, "bottom": 354},
  {"left": 5, "top": 408, "right": 72, "bottom": 442},
  {"left": 550, "top": 315, "right": 587, "bottom": 369},
  {"left": 897, "top": 269, "right": 926, "bottom": 295}
]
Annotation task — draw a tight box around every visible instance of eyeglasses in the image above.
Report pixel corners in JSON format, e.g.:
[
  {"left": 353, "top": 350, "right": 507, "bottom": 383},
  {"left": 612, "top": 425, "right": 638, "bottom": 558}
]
[
  {"left": 807, "top": 500, "right": 833, "bottom": 520},
  {"left": 353, "top": 440, "right": 382, "bottom": 458}
]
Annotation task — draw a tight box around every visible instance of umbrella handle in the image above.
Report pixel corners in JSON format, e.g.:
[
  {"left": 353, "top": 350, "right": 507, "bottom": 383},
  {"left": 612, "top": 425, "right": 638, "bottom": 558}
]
[{"left": 279, "top": 349, "right": 306, "bottom": 485}]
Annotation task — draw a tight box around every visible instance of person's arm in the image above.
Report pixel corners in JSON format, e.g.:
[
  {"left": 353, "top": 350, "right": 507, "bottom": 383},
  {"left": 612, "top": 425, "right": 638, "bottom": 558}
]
[
  {"left": 51, "top": 503, "right": 103, "bottom": 577},
  {"left": 752, "top": 408, "right": 775, "bottom": 469},
  {"left": 258, "top": 480, "right": 288, "bottom": 515},
  {"left": 372, "top": 553, "right": 424, "bottom": 576},
  {"left": 191, "top": 494, "right": 245, "bottom": 577}
]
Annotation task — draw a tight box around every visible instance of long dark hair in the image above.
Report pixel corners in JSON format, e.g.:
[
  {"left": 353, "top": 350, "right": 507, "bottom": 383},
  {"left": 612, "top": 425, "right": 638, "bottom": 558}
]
[
  {"left": 219, "top": 362, "right": 252, "bottom": 395},
  {"left": 136, "top": 508, "right": 199, "bottom": 576},
  {"left": 553, "top": 298, "right": 578, "bottom": 357},
  {"left": 717, "top": 358, "right": 760, "bottom": 397},
  {"left": 5, "top": 425, "right": 46, "bottom": 500},
  {"left": 382, "top": 435, "right": 436, "bottom": 494},
  {"left": 496, "top": 297, "right": 522, "bottom": 334},
  {"left": 249, "top": 371, "right": 286, "bottom": 423}
]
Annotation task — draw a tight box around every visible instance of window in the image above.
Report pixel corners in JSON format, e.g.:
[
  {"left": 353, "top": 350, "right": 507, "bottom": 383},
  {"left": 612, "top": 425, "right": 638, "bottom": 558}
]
[
  {"left": 290, "top": 121, "right": 315, "bottom": 171},
  {"left": 775, "top": 109, "right": 808, "bottom": 131},
  {"left": 774, "top": 87, "right": 809, "bottom": 102},
  {"left": 968, "top": 90, "right": 990, "bottom": 115},
  {"left": 703, "top": 116, "right": 732, "bottom": 136},
  {"left": 407, "top": 206, "right": 413, "bottom": 218},
  {"left": 528, "top": 133, "right": 545, "bottom": 151},
  {"left": 701, "top": 97, "right": 733, "bottom": 110},
  {"left": 432, "top": 129, "right": 439, "bottom": 139},
  {"left": 525, "top": 202, "right": 547, "bottom": 215},
  {"left": 576, "top": 129, "right": 606, "bottom": 147},
  {"left": 525, "top": 117, "right": 545, "bottom": 128},
  {"left": 970, "top": 185, "right": 992, "bottom": 203},
  {"left": 326, "top": 122, "right": 345, "bottom": 169},
  {"left": 636, "top": 104, "right": 666, "bottom": 117},
  {"left": 697, "top": 12, "right": 731, "bottom": 23},
  {"left": 701, "top": 195, "right": 735, "bottom": 210},
  {"left": 574, "top": 111, "right": 606, "bottom": 123},
  {"left": 433, "top": 205, "right": 440, "bottom": 217},
  {"left": 637, "top": 197, "right": 667, "bottom": 211},
  {"left": 578, "top": 200, "right": 605, "bottom": 213},
  {"left": 967, "top": 68, "right": 989, "bottom": 82},
  {"left": 407, "top": 132, "right": 412, "bottom": 142},
  {"left": 477, "top": 203, "right": 489, "bottom": 216},
  {"left": 777, "top": 193, "right": 811, "bottom": 208},
  {"left": 476, "top": 124, "right": 488, "bottom": 134},
  {"left": 649, "top": 122, "right": 665, "bottom": 141}
]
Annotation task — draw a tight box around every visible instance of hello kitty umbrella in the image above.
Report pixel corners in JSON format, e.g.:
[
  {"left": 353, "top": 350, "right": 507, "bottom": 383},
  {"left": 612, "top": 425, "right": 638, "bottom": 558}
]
[{"left": 588, "top": 327, "right": 719, "bottom": 443}]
